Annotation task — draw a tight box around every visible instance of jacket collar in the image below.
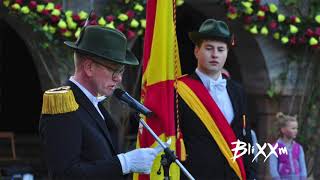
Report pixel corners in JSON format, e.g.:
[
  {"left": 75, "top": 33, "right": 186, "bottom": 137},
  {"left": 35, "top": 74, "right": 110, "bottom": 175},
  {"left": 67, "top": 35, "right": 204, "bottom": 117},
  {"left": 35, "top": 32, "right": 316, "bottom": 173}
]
[
  {"left": 189, "top": 72, "right": 240, "bottom": 130},
  {"left": 66, "top": 80, "right": 117, "bottom": 153}
]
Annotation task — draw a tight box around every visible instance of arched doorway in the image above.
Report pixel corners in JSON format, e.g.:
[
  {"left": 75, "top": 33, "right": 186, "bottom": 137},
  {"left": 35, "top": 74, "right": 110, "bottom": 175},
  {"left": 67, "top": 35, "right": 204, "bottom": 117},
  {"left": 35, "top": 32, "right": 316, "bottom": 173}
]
[{"left": 0, "top": 20, "right": 42, "bottom": 133}]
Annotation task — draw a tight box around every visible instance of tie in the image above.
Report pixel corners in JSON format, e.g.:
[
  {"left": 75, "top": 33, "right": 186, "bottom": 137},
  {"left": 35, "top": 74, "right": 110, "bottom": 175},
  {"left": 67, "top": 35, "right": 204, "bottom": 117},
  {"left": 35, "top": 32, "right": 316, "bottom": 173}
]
[{"left": 209, "top": 78, "right": 227, "bottom": 92}]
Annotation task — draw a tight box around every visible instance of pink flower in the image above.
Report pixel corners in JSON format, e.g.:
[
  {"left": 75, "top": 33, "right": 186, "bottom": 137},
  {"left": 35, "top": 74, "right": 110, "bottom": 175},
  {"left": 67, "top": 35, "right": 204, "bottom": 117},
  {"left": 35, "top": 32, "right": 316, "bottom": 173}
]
[
  {"left": 228, "top": 6, "right": 237, "bottom": 14},
  {"left": 127, "top": 30, "right": 136, "bottom": 40},
  {"left": 51, "top": 15, "right": 60, "bottom": 23},
  {"left": 90, "top": 11, "right": 97, "bottom": 20},
  {"left": 290, "top": 16, "right": 297, "bottom": 23},
  {"left": 117, "top": 23, "right": 125, "bottom": 32},
  {"left": 90, "top": 11, "right": 98, "bottom": 19},
  {"left": 42, "top": 9, "right": 50, "bottom": 16},
  {"left": 254, "top": 0, "right": 261, "bottom": 4},
  {"left": 315, "top": 27, "right": 320, "bottom": 36},
  {"left": 29, "top": 1, "right": 37, "bottom": 9},
  {"left": 126, "top": 10, "right": 135, "bottom": 19},
  {"left": 268, "top": 20, "right": 277, "bottom": 30},
  {"left": 259, "top": 5, "right": 269, "bottom": 12},
  {"left": 89, "top": 20, "right": 97, "bottom": 25},
  {"left": 306, "top": 28, "right": 314, "bottom": 37},
  {"left": 289, "top": 36, "right": 297, "bottom": 45},
  {"left": 72, "top": 14, "right": 80, "bottom": 21},
  {"left": 15, "top": 0, "right": 23, "bottom": 5},
  {"left": 59, "top": 28, "right": 67, "bottom": 34},
  {"left": 106, "top": 15, "right": 115, "bottom": 22},
  {"left": 55, "top": 4, "right": 62, "bottom": 10}
]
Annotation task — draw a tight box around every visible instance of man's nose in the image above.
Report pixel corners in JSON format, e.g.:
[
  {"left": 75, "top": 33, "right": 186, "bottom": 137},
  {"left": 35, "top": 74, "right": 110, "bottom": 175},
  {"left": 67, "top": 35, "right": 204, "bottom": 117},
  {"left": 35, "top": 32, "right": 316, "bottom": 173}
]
[{"left": 211, "top": 49, "right": 218, "bottom": 57}]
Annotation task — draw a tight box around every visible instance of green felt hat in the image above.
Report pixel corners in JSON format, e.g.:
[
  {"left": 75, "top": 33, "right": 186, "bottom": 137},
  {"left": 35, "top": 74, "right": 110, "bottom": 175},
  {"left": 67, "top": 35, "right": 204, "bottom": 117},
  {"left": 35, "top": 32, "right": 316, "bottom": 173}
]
[
  {"left": 65, "top": 26, "right": 139, "bottom": 65},
  {"left": 189, "top": 19, "right": 232, "bottom": 45}
]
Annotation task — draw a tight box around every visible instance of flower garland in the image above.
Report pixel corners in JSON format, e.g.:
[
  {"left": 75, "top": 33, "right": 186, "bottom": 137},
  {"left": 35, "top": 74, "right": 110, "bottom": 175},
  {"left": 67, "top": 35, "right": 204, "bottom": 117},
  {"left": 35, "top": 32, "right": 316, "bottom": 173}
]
[
  {"left": 1, "top": 0, "right": 184, "bottom": 41},
  {"left": 3, "top": 0, "right": 318, "bottom": 49},
  {"left": 225, "top": 0, "right": 320, "bottom": 49},
  {"left": 2, "top": 0, "right": 146, "bottom": 41}
]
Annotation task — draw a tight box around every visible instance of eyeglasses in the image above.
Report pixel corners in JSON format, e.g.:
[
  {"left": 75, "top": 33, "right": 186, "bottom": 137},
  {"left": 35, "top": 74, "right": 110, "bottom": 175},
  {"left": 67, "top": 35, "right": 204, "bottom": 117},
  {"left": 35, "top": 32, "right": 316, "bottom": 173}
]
[{"left": 94, "top": 60, "right": 125, "bottom": 80}]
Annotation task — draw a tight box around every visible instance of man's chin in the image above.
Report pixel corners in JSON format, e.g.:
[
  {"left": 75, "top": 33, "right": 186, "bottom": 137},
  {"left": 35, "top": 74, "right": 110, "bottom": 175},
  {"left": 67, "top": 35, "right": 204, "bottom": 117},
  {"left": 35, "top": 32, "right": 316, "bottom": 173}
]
[
  {"left": 208, "top": 68, "right": 222, "bottom": 74},
  {"left": 101, "top": 90, "right": 113, "bottom": 97}
]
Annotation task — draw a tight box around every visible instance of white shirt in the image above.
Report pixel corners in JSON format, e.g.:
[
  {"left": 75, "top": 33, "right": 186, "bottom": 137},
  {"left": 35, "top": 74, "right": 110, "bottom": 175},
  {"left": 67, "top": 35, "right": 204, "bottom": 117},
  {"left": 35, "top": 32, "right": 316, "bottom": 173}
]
[
  {"left": 195, "top": 68, "right": 235, "bottom": 124},
  {"left": 69, "top": 77, "right": 106, "bottom": 120}
]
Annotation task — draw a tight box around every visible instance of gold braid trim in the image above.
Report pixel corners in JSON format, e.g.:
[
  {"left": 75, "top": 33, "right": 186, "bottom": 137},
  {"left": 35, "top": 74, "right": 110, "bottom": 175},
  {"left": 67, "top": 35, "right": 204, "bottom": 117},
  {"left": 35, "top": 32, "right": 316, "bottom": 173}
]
[{"left": 41, "top": 86, "right": 79, "bottom": 115}]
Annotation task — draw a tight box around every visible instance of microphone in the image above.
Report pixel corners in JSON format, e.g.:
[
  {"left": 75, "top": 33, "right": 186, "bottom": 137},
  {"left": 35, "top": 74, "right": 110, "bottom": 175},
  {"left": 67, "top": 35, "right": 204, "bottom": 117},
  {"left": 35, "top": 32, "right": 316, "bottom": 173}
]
[{"left": 114, "top": 88, "right": 153, "bottom": 117}]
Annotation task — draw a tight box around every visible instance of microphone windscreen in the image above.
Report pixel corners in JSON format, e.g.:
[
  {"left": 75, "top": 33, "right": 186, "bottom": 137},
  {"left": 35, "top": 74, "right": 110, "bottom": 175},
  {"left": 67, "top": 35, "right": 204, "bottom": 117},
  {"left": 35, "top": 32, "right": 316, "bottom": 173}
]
[{"left": 114, "top": 88, "right": 125, "bottom": 98}]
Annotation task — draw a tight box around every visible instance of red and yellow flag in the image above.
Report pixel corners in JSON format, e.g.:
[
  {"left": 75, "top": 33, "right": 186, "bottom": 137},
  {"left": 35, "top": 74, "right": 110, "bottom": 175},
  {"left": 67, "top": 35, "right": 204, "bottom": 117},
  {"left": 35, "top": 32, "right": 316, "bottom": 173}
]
[{"left": 134, "top": 0, "right": 182, "bottom": 179}]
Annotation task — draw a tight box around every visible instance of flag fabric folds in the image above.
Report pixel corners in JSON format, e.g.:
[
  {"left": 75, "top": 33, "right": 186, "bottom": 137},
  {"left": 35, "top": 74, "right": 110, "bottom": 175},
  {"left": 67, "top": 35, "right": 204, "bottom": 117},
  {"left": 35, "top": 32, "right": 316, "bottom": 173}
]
[{"left": 134, "top": 0, "right": 182, "bottom": 179}]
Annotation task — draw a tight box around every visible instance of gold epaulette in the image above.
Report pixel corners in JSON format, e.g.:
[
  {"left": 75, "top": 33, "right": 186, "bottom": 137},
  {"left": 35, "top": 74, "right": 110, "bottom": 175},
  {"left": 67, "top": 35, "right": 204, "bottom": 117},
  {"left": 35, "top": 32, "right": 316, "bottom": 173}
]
[{"left": 41, "top": 86, "right": 79, "bottom": 115}]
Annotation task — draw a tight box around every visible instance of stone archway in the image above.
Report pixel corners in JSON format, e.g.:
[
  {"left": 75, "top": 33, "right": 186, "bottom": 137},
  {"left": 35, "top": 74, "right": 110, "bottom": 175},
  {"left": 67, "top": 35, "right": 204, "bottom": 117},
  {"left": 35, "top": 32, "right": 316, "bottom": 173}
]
[
  {"left": 0, "top": 8, "right": 70, "bottom": 133},
  {"left": 0, "top": 20, "right": 42, "bottom": 133},
  {"left": 0, "top": 8, "right": 70, "bottom": 90}
]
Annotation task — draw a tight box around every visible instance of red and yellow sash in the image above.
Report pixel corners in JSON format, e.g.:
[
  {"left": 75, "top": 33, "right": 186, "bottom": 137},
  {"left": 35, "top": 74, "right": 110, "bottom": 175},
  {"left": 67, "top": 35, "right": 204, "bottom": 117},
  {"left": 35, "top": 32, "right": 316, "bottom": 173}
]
[{"left": 177, "top": 76, "right": 246, "bottom": 180}]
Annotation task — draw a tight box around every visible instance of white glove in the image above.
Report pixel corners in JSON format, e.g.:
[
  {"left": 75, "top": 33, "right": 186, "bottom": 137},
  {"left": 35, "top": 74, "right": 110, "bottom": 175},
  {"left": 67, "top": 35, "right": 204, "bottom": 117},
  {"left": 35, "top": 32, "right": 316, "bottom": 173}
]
[
  {"left": 121, "top": 146, "right": 162, "bottom": 174},
  {"left": 165, "top": 138, "right": 172, "bottom": 147}
]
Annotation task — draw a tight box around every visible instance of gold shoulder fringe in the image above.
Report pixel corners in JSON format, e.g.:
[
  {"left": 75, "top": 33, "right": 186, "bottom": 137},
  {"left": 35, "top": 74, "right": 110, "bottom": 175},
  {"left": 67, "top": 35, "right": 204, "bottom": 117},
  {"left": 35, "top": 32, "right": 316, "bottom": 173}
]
[{"left": 41, "top": 86, "right": 79, "bottom": 115}]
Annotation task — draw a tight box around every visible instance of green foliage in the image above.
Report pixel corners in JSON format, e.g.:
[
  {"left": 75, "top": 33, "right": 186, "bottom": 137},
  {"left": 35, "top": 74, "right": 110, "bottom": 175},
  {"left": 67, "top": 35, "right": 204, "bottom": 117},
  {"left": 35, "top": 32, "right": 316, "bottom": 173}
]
[
  {"left": 266, "top": 84, "right": 278, "bottom": 99},
  {"left": 281, "top": 0, "right": 320, "bottom": 17},
  {"left": 310, "top": 0, "right": 320, "bottom": 18},
  {"left": 280, "top": 0, "right": 299, "bottom": 6}
]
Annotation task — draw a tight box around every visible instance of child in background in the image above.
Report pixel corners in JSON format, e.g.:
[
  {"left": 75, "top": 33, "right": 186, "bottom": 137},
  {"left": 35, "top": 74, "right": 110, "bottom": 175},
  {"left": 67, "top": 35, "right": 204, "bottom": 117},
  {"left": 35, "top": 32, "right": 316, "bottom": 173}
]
[{"left": 269, "top": 112, "right": 307, "bottom": 180}]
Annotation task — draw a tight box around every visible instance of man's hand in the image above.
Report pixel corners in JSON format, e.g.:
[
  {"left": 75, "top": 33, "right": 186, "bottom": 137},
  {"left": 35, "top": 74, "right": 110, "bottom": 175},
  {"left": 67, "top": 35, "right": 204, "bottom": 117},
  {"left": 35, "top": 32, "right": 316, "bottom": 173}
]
[{"left": 123, "top": 147, "right": 162, "bottom": 174}]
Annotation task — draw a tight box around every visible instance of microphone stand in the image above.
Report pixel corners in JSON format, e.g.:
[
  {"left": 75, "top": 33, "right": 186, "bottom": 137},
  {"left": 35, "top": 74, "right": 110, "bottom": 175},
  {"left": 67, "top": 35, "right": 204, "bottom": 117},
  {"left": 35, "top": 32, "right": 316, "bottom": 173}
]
[
  {"left": 158, "top": 151, "right": 174, "bottom": 180},
  {"left": 134, "top": 114, "right": 195, "bottom": 180}
]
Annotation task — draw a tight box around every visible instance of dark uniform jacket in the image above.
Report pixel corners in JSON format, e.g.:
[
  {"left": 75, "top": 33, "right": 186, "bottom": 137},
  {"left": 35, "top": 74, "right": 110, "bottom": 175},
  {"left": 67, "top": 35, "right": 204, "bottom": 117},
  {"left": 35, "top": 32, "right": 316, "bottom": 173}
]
[
  {"left": 39, "top": 81, "right": 125, "bottom": 180},
  {"left": 179, "top": 73, "right": 256, "bottom": 180}
]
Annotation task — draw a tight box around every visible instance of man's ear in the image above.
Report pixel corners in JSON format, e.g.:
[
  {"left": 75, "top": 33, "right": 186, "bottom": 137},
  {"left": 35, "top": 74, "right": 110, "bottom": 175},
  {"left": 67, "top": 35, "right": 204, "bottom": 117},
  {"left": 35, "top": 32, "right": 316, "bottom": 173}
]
[
  {"left": 194, "top": 46, "right": 199, "bottom": 59},
  {"left": 83, "top": 59, "right": 94, "bottom": 77}
]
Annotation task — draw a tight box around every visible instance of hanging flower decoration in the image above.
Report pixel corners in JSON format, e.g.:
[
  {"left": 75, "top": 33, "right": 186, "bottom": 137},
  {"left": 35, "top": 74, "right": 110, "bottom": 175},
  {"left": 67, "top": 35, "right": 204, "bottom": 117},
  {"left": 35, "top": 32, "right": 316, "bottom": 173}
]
[
  {"left": 225, "top": 0, "right": 320, "bottom": 49},
  {"left": 2, "top": 0, "right": 319, "bottom": 50},
  {"left": 2, "top": 0, "right": 184, "bottom": 42}
]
